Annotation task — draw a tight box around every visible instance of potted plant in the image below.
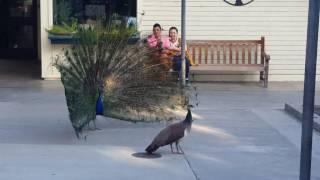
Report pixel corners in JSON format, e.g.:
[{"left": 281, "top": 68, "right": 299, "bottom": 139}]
[{"left": 47, "top": 20, "right": 78, "bottom": 44}]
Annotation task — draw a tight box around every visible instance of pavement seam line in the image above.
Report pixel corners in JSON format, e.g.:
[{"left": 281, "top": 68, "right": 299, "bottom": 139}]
[{"left": 182, "top": 149, "right": 200, "bottom": 180}]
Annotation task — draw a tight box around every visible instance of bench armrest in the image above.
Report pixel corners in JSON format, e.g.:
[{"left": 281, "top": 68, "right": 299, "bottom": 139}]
[
  {"left": 264, "top": 53, "right": 271, "bottom": 62},
  {"left": 263, "top": 52, "right": 271, "bottom": 66}
]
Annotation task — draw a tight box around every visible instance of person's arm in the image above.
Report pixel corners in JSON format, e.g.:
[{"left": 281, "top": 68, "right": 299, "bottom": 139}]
[
  {"left": 177, "top": 38, "right": 188, "bottom": 52},
  {"left": 147, "top": 35, "right": 158, "bottom": 48},
  {"left": 156, "top": 41, "right": 163, "bottom": 49},
  {"left": 169, "top": 46, "right": 181, "bottom": 52}
]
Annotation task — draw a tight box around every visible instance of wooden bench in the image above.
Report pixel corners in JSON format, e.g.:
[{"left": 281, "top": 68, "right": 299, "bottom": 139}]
[{"left": 187, "top": 37, "right": 270, "bottom": 87}]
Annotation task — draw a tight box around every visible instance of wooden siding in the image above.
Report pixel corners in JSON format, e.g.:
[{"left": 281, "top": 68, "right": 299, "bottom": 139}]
[{"left": 139, "top": 0, "right": 313, "bottom": 81}]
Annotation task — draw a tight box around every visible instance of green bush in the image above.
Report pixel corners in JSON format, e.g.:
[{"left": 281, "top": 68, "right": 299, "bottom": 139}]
[{"left": 47, "top": 21, "right": 78, "bottom": 35}]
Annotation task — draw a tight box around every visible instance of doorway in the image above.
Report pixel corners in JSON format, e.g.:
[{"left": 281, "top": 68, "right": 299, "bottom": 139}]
[{"left": 0, "top": 0, "right": 38, "bottom": 59}]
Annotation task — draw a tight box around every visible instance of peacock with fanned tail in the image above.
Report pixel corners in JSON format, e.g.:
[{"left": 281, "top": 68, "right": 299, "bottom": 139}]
[{"left": 54, "top": 23, "right": 197, "bottom": 138}]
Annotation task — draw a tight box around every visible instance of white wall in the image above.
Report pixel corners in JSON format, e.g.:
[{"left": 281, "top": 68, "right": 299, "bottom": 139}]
[
  {"left": 37, "top": 0, "right": 41, "bottom": 61},
  {"left": 139, "top": 0, "right": 312, "bottom": 81},
  {"left": 40, "top": 0, "right": 316, "bottom": 81},
  {"left": 40, "top": 0, "right": 67, "bottom": 79}
]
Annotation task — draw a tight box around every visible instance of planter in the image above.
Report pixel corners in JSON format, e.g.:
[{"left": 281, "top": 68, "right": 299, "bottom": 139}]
[
  {"left": 48, "top": 34, "right": 140, "bottom": 45},
  {"left": 128, "top": 33, "right": 140, "bottom": 44},
  {"left": 48, "top": 34, "right": 79, "bottom": 44}
]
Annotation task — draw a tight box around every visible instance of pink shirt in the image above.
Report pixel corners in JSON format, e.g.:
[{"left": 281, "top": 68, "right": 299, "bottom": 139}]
[{"left": 147, "top": 35, "right": 170, "bottom": 49}]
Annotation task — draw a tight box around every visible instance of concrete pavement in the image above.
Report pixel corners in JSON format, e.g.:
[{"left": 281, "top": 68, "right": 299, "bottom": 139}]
[{"left": 1, "top": 80, "right": 320, "bottom": 180}]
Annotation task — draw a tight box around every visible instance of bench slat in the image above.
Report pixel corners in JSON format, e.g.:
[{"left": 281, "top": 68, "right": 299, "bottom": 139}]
[
  {"left": 248, "top": 44, "right": 252, "bottom": 64},
  {"left": 191, "top": 64, "right": 264, "bottom": 72},
  {"left": 236, "top": 44, "right": 239, "bottom": 64},
  {"left": 205, "top": 45, "right": 208, "bottom": 64},
  {"left": 255, "top": 44, "right": 258, "bottom": 64},
  {"left": 192, "top": 46, "right": 196, "bottom": 64},
  {"left": 217, "top": 45, "right": 222, "bottom": 64},
  {"left": 198, "top": 46, "right": 202, "bottom": 64},
  {"left": 211, "top": 45, "right": 214, "bottom": 64},
  {"left": 242, "top": 44, "right": 245, "bottom": 64},
  {"left": 229, "top": 44, "right": 232, "bottom": 64},
  {"left": 188, "top": 40, "right": 261, "bottom": 44}
]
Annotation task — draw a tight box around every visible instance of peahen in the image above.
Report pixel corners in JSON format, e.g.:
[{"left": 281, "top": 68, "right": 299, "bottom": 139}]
[{"left": 145, "top": 107, "right": 193, "bottom": 154}]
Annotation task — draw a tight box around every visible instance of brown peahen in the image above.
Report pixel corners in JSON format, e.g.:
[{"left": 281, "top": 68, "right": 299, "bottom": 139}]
[{"left": 145, "top": 107, "right": 193, "bottom": 154}]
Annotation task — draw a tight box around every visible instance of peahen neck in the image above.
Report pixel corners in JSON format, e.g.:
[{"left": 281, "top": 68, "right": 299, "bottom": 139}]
[{"left": 183, "top": 109, "right": 192, "bottom": 125}]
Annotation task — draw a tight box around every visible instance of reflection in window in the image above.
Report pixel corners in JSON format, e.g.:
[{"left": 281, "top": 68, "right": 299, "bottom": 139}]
[
  {"left": 8, "top": 25, "right": 34, "bottom": 48},
  {"left": 9, "top": 0, "right": 33, "bottom": 17},
  {"left": 53, "top": 0, "right": 137, "bottom": 26}
]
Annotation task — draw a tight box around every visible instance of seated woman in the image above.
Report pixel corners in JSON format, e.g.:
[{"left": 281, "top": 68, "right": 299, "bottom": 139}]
[
  {"left": 147, "top": 23, "right": 172, "bottom": 71},
  {"left": 167, "top": 26, "right": 193, "bottom": 81}
]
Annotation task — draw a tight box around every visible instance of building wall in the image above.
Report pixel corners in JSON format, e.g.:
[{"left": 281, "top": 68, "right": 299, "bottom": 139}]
[
  {"left": 40, "top": 0, "right": 61, "bottom": 79},
  {"left": 40, "top": 0, "right": 317, "bottom": 81},
  {"left": 37, "top": 0, "right": 41, "bottom": 61},
  {"left": 139, "top": 0, "right": 312, "bottom": 81}
]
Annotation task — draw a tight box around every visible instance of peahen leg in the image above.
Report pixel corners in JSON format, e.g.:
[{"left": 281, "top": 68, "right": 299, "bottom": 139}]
[
  {"left": 170, "top": 144, "right": 174, "bottom": 153},
  {"left": 175, "top": 141, "right": 180, "bottom": 153},
  {"left": 178, "top": 143, "right": 184, "bottom": 154}
]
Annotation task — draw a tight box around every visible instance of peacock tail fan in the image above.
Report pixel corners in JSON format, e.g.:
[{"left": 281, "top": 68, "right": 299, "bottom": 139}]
[{"left": 54, "top": 21, "right": 198, "bottom": 137}]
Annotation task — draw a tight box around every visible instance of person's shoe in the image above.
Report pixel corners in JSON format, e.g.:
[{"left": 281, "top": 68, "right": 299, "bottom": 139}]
[{"left": 186, "top": 80, "right": 191, "bottom": 86}]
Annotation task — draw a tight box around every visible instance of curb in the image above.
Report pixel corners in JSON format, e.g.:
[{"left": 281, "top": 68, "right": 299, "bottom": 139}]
[{"left": 284, "top": 103, "right": 320, "bottom": 132}]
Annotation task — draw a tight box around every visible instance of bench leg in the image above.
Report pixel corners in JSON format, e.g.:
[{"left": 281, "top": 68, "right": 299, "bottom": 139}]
[
  {"left": 264, "top": 69, "right": 269, "bottom": 88},
  {"left": 260, "top": 71, "right": 264, "bottom": 81},
  {"left": 263, "top": 64, "right": 269, "bottom": 88},
  {"left": 260, "top": 71, "right": 265, "bottom": 87}
]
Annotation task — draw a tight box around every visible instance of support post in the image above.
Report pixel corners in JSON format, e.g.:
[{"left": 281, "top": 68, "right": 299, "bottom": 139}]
[
  {"left": 181, "top": 0, "right": 186, "bottom": 86},
  {"left": 300, "top": 0, "right": 320, "bottom": 180}
]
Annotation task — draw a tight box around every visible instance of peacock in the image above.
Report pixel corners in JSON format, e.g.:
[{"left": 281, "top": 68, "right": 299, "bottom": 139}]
[{"left": 54, "top": 22, "right": 197, "bottom": 138}]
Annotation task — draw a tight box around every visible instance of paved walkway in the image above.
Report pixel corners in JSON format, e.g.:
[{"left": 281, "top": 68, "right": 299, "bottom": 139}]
[{"left": 0, "top": 79, "right": 320, "bottom": 180}]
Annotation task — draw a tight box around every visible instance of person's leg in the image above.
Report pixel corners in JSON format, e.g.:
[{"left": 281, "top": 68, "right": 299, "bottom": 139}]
[
  {"left": 186, "top": 59, "right": 190, "bottom": 80},
  {"left": 173, "top": 56, "right": 181, "bottom": 72},
  {"left": 173, "top": 56, "right": 190, "bottom": 79},
  {"left": 160, "top": 56, "right": 172, "bottom": 71}
]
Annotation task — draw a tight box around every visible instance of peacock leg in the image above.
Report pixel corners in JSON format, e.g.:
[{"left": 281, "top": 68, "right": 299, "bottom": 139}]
[
  {"left": 89, "top": 120, "right": 101, "bottom": 131},
  {"left": 86, "top": 120, "right": 95, "bottom": 131},
  {"left": 93, "top": 120, "right": 97, "bottom": 129}
]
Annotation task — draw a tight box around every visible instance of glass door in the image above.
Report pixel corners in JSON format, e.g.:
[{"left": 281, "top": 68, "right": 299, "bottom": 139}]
[{"left": 0, "top": 0, "right": 37, "bottom": 59}]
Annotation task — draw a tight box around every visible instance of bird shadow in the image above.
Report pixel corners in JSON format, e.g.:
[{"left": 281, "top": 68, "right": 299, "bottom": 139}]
[{"left": 132, "top": 152, "right": 162, "bottom": 159}]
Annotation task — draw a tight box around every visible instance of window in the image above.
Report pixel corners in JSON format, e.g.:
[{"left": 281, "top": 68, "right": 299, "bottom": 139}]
[{"left": 53, "top": 0, "right": 137, "bottom": 26}]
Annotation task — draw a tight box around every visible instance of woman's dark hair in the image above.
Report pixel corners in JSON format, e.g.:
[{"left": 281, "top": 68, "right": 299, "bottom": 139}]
[
  {"left": 153, "top": 23, "right": 162, "bottom": 30},
  {"left": 169, "top": 26, "right": 178, "bottom": 33}
]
